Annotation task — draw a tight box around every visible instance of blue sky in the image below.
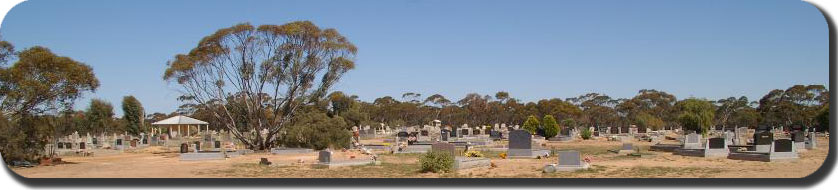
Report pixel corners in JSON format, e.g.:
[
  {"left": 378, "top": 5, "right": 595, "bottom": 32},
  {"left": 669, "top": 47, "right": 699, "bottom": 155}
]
[{"left": 0, "top": 0, "right": 828, "bottom": 115}]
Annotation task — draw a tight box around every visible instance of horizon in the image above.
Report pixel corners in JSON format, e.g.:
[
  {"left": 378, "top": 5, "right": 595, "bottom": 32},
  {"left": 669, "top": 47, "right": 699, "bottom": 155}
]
[{"left": 0, "top": 0, "right": 828, "bottom": 116}]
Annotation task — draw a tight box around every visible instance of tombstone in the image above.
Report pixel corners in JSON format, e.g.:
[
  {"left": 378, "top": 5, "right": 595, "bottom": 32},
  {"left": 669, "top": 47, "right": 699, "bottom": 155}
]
[
  {"left": 116, "top": 139, "right": 123, "bottom": 146},
  {"left": 791, "top": 131, "right": 805, "bottom": 142},
  {"left": 508, "top": 130, "right": 533, "bottom": 158},
  {"left": 610, "top": 127, "right": 619, "bottom": 134},
  {"left": 397, "top": 131, "right": 409, "bottom": 138},
  {"left": 708, "top": 138, "right": 725, "bottom": 149},
  {"left": 180, "top": 143, "right": 189, "bottom": 153},
  {"left": 65, "top": 142, "right": 72, "bottom": 149},
  {"left": 214, "top": 141, "right": 222, "bottom": 149},
  {"left": 420, "top": 130, "right": 429, "bottom": 136},
  {"left": 449, "top": 129, "right": 457, "bottom": 137},
  {"left": 774, "top": 139, "right": 793, "bottom": 152},
  {"left": 318, "top": 151, "right": 332, "bottom": 163},
  {"left": 473, "top": 129, "right": 481, "bottom": 135},
  {"left": 142, "top": 138, "right": 148, "bottom": 145},
  {"left": 431, "top": 142, "right": 456, "bottom": 156},
  {"left": 620, "top": 126, "right": 629, "bottom": 134},
  {"left": 79, "top": 142, "right": 86, "bottom": 150},
  {"left": 558, "top": 151, "right": 582, "bottom": 166},
  {"left": 489, "top": 131, "right": 501, "bottom": 140},
  {"left": 617, "top": 142, "right": 635, "bottom": 154},
  {"left": 753, "top": 131, "right": 773, "bottom": 153},
  {"left": 130, "top": 140, "right": 138, "bottom": 147},
  {"left": 637, "top": 126, "right": 647, "bottom": 133},
  {"left": 460, "top": 128, "right": 469, "bottom": 137},
  {"left": 92, "top": 138, "right": 98, "bottom": 145},
  {"left": 193, "top": 141, "right": 201, "bottom": 151},
  {"left": 683, "top": 133, "right": 702, "bottom": 149},
  {"left": 57, "top": 142, "right": 65, "bottom": 149}
]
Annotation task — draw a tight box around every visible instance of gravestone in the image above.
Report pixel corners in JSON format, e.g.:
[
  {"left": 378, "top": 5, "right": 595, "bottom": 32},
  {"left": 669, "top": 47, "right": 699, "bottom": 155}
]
[
  {"left": 753, "top": 131, "right": 773, "bottom": 153},
  {"left": 193, "top": 141, "right": 201, "bottom": 151},
  {"left": 508, "top": 130, "right": 534, "bottom": 158},
  {"left": 142, "top": 138, "right": 148, "bottom": 145},
  {"left": 774, "top": 139, "right": 793, "bottom": 152},
  {"left": 130, "top": 140, "right": 137, "bottom": 147},
  {"left": 431, "top": 142, "right": 456, "bottom": 156},
  {"left": 180, "top": 143, "right": 189, "bottom": 153},
  {"left": 558, "top": 151, "right": 581, "bottom": 166},
  {"left": 791, "top": 131, "right": 805, "bottom": 142},
  {"left": 683, "top": 133, "right": 702, "bottom": 149},
  {"left": 66, "top": 142, "right": 72, "bottom": 149},
  {"left": 620, "top": 126, "right": 629, "bottom": 134},
  {"left": 79, "top": 142, "right": 86, "bottom": 150},
  {"left": 318, "top": 151, "right": 332, "bottom": 163},
  {"left": 473, "top": 129, "right": 481, "bottom": 135},
  {"left": 215, "top": 141, "right": 222, "bottom": 149},
  {"left": 708, "top": 138, "right": 725, "bottom": 149},
  {"left": 441, "top": 131, "right": 449, "bottom": 141},
  {"left": 397, "top": 132, "right": 409, "bottom": 138},
  {"left": 460, "top": 129, "right": 469, "bottom": 137},
  {"left": 57, "top": 142, "right": 64, "bottom": 149},
  {"left": 490, "top": 131, "right": 501, "bottom": 139},
  {"left": 450, "top": 129, "right": 457, "bottom": 137},
  {"left": 92, "top": 138, "right": 98, "bottom": 145},
  {"left": 420, "top": 130, "right": 429, "bottom": 136},
  {"left": 116, "top": 139, "right": 123, "bottom": 146},
  {"left": 610, "top": 127, "right": 619, "bottom": 134},
  {"left": 806, "top": 132, "right": 817, "bottom": 149}
]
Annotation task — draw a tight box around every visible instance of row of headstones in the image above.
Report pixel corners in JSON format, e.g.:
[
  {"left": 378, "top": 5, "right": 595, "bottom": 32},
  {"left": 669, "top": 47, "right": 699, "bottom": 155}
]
[
  {"left": 605, "top": 126, "right": 650, "bottom": 135},
  {"left": 683, "top": 130, "right": 815, "bottom": 153},
  {"left": 179, "top": 140, "right": 227, "bottom": 153}
]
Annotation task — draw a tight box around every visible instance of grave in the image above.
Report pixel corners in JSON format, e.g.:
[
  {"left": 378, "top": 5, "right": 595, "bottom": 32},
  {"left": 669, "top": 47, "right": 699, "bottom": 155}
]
[
  {"left": 727, "top": 139, "right": 799, "bottom": 162},
  {"left": 543, "top": 151, "right": 589, "bottom": 173},
  {"left": 507, "top": 130, "right": 550, "bottom": 159},
  {"left": 676, "top": 137, "right": 728, "bottom": 158},
  {"left": 271, "top": 147, "right": 315, "bottom": 155},
  {"left": 805, "top": 132, "right": 817, "bottom": 150},
  {"left": 314, "top": 150, "right": 375, "bottom": 168},
  {"left": 753, "top": 131, "right": 773, "bottom": 153},
  {"left": 180, "top": 151, "right": 226, "bottom": 161},
  {"left": 682, "top": 133, "right": 702, "bottom": 149},
  {"left": 791, "top": 131, "right": 806, "bottom": 151},
  {"left": 79, "top": 142, "right": 86, "bottom": 150},
  {"left": 620, "top": 126, "right": 629, "bottom": 134}
]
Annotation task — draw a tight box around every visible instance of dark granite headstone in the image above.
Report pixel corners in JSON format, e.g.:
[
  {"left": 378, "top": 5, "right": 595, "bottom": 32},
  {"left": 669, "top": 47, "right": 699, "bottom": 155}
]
[
  {"left": 116, "top": 139, "right": 123, "bottom": 146},
  {"left": 318, "top": 151, "right": 332, "bottom": 163},
  {"left": 57, "top": 142, "right": 64, "bottom": 149},
  {"left": 441, "top": 131, "right": 449, "bottom": 141},
  {"left": 620, "top": 126, "right": 629, "bottom": 134},
  {"left": 79, "top": 142, "right": 86, "bottom": 149},
  {"left": 92, "top": 138, "right": 98, "bottom": 145},
  {"left": 420, "top": 130, "right": 429, "bottom": 136},
  {"left": 490, "top": 131, "right": 501, "bottom": 139},
  {"left": 449, "top": 129, "right": 457, "bottom": 137},
  {"left": 774, "top": 139, "right": 793, "bottom": 152},
  {"left": 397, "top": 132, "right": 409, "bottom": 138},
  {"left": 142, "top": 138, "right": 148, "bottom": 144},
  {"left": 461, "top": 129, "right": 469, "bottom": 136},
  {"left": 473, "top": 129, "right": 481, "bottom": 135},
  {"left": 610, "top": 127, "right": 619, "bottom": 134},
  {"left": 754, "top": 131, "right": 773, "bottom": 145},
  {"left": 791, "top": 131, "right": 805, "bottom": 142},
  {"left": 637, "top": 126, "right": 647, "bottom": 133},
  {"left": 431, "top": 142, "right": 456, "bottom": 156},
  {"left": 65, "top": 143, "right": 72, "bottom": 149},
  {"left": 130, "top": 140, "right": 137, "bottom": 147},
  {"left": 180, "top": 143, "right": 189, "bottom": 153},
  {"left": 708, "top": 138, "right": 725, "bottom": 149},
  {"left": 215, "top": 141, "right": 222, "bottom": 148},
  {"left": 508, "top": 130, "right": 532, "bottom": 150}
]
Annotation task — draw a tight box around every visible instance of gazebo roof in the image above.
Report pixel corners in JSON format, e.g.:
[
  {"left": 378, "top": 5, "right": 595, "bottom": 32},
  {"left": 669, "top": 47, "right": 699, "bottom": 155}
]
[{"left": 151, "top": 115, "right": 208, "bottom": 125}]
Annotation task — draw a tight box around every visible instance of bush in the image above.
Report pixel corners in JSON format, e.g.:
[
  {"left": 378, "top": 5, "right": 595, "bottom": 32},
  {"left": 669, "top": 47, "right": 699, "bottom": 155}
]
[
  {"left": 420, "top": 151, "right": 454, "bottom": 173},
  {"left": 542, "top": 115, "right": 559, "bottom": 138},
  {"left": 522, "top": 115, "right": 540, "bottom": 135},
  {"left": 277, "top": 111, "right": 351, "bottom": 150},
  {"left": 580, "top": 128, "right": 592, "bottom": 140}
]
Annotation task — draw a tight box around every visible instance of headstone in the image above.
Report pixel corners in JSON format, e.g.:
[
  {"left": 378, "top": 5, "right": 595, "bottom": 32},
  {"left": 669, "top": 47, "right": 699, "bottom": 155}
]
[
  {"left": 461, "top": 129, "right": 469, "bottom": 137},
  {"left": 66, "top": 142, "right": 72, "bottom": 149},
  {"left": 753, "top": 131, "right": 773, "bottom": 145},
  {"left": 806, "top": 132, "right": 817, "bottom": 149},
  {"left": 193, "top": 141, "right": 201, "bottom": 151},
  {"left": 214, "top": 141, "right": 222, "bottom": 149},
  {"left": 431, "top": 142, "right": 456, "bottom": 156},
  {"left": 57, "top": 142, "right": 65, "bottom": 149},
  {"left": 489, "top": 131, "right": 501, "bottom": 139},
  {"left": 441, "top": 131, "right": 449, "bottom": 141},
  {"left": 683, "top": 133, "right": 702, "bottom": 149},
  {"left": 791, "top": 131, "right": 805, "bottom": 142},
  {"left": 180, "top": 143, "right": 189, "bottom": 153},
  {"left": 318, "top": 151, "right": 332, "bottom": 163},
  {"left": 92, "top": 138, "right": 98, "bottom": 145},
  {"left": 116, "top": 139, "right": 123, "bottom": 146},
  {"left": 450, "top": 129, "right": 457, "bottom": 137},
  {"left": 420, "top": 130, "right": 429, "bottom": 136},
  {"left": 558, "top": 151, "right": 582, "bottom": 166},
  {"left": 79, "top": 142, "right": 86, "bottom": 149},
  {"left": 508, "top": 130, "right": 532, "bottom": 149},
  {"left": 610, "top": 127, "right": 619, "bottom": 134},
  {"left": 774, "top": 139, "right": 793, "bottom": 152},
  {"left": 708, "top": 138, "right": 725, "bottom": 149},
  {"left": 142, "top": 138, "right": 148, "bottom": 144},
  {"left": 620, "top": 126, "right": 629, "bottom": 134},
  {"left": 473, "top": 129, "right": 481, "bottom": 135}
]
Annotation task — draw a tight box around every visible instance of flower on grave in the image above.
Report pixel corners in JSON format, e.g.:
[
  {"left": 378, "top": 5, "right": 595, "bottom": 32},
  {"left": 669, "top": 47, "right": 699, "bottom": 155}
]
[
  {"left": 465, "top": 150, "right": 484, "bottom": 158},
  {"left": 583, "top": 155, "right": 593, "bottom": 164},
  {"left": 499, "top": 152, "right": 507, "bottom": 159}
]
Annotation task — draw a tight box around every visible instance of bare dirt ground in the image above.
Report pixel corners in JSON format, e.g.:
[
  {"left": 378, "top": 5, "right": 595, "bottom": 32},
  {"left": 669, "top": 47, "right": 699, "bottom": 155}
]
[{"left": 10, "top": 137, "right": 829, "bottom": 178}]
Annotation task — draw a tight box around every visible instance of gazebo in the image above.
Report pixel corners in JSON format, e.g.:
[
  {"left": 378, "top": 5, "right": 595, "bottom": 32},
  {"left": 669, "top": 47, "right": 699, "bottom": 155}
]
[{"left": 151, "top": 115, "right": 209, "bottom": 138}]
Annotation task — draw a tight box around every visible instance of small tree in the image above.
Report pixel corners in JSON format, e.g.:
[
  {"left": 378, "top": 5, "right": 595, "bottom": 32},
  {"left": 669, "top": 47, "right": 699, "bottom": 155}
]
[
  {"left": 86, "top": 99, "right": 116, "bottom": 135},
  {"left": 420, "top": 151, "right": 454, "bottom": 173},
  {"left": 676, "top": 98, "right": 715, "bottom": 135},
  {"left": 121, "top": 96, "right": 144, "bottom": 136},
  {"left": 522, "top": 115, "right": 540, "bottom": 135},
  {"left": 542, "top": 115, "right": 559, "bottom": 138},
  {"left": 560, "top": 118, "right": 576, "bottom": 131}
]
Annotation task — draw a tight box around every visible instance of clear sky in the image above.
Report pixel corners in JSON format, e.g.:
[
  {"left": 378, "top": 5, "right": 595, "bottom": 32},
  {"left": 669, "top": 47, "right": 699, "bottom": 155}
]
[{"left": 0, "top": 0, "right": 828, "bottom": 116}]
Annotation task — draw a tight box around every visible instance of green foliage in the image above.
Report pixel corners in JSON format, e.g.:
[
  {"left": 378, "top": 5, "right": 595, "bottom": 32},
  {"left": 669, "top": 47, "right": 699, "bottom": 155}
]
[
  {"left": 542, "top": 115, "right": 559, "bottom": 138},
  {"left": 816, "top": 106, "right": 829, "bottom": 132},
  {"left": 580, "top": 127, "right": 593, "bottom": 140},
  {"left": 419, "top": 151, "right": 454, "bottom": 173},
  {"left": 121, "top": 96, "right": 144, "bottom": 135},
  {"left": 633, "top": 112, "right": 664, "bottom": 131},
  {"left": 676, "top": 99, "right": 715, "bottom": 135},
  {"left": 277, "top": 109, "right": 351, "bottom": 150},
  {"left": 522, "top": 115, "right": 540, "bottom": 135},
  {"left": 0, "top": 114, "right": 56, "bottom": 163},
  {"left": 86, "top": 99, "right": 116, "bottom": 134}
]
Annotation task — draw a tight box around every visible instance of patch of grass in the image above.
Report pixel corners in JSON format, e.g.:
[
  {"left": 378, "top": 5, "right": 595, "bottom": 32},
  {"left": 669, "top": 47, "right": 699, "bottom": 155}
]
[{"left": 612, "top": 166, "right": 725, "bottom": 178}]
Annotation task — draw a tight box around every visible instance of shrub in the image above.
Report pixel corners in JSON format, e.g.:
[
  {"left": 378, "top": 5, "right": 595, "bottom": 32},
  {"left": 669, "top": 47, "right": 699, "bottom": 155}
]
[
  {"left": 542, "top": 115, "right": 559, "bottom": 138},
  {"left": 420, "top": 151, "right": 454, "bottom": 173},
  {"left": 580, "top": 128, "right": 593, "bottom": 140},
  {"left": 277, "top": 111, "right": 351, "bottom": 150},
  {"left": 522, "top": 115, "right": 540, "bottom": 135}
]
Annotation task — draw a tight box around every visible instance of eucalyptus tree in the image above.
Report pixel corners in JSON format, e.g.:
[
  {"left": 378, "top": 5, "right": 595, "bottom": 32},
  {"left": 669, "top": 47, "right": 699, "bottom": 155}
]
[
  {"left": 121, "top": 96, "right": 144, "bottom": 135},
  {"left": 163, "top": 21, "right": 357, "bottom": 150},
  {"left": 676, "top": 98, "right": 715, "bottom": 135}
]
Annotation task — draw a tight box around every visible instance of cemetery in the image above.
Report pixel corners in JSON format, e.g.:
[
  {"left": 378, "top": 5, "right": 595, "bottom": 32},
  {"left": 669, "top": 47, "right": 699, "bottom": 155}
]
[{"left": 10, "top": 117, "right": 830, "bottom": 178}]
